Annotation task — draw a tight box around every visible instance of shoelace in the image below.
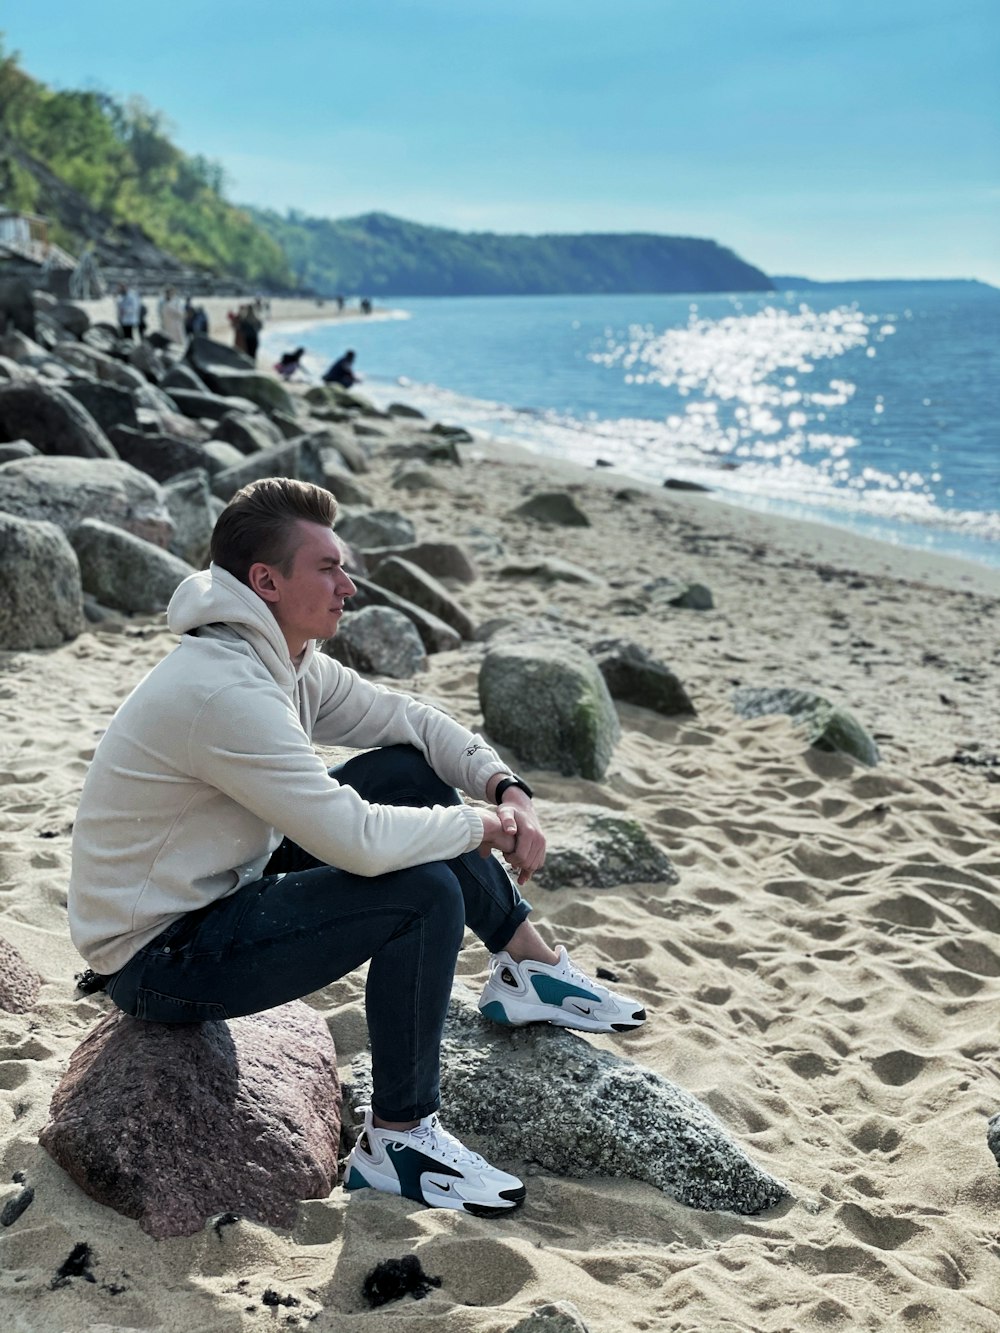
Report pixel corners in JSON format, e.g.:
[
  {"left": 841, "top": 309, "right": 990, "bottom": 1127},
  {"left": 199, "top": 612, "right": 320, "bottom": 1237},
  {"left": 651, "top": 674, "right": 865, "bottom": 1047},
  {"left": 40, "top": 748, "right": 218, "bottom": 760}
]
[
  {"left": 551, "top": 950, "right": 609, "bottom": 1000},
  {"left": 409, "top": 1115, "right": 486, "bottom": 1168}
]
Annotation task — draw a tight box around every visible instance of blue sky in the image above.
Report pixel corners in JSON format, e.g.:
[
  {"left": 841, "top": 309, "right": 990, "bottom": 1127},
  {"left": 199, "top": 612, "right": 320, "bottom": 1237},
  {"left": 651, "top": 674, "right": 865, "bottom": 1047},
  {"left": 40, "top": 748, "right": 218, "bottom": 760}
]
[{"left": 3, "top": 0, "right": 998, "bottom": 281}]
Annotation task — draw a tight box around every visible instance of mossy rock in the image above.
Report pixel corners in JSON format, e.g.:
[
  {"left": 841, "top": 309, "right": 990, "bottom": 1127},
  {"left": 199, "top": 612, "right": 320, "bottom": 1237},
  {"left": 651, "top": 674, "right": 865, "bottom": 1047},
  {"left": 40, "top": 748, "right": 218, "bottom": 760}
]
[
  {"left": 732, "top": 686, "right": 879, "bottom": 766},
  {"left": 479, "top": 641, "right": 620, "bottom": 780},
  {"left": 535, "top": 803, "right": 678, "bottom": 889}
]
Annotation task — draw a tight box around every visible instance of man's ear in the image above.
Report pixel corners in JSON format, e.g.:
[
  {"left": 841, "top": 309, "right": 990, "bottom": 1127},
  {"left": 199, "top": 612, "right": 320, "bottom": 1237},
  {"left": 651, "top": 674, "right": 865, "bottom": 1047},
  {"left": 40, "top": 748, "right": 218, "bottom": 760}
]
[{"left": 247, "top": 562, "right": 280, "bottom": 603}]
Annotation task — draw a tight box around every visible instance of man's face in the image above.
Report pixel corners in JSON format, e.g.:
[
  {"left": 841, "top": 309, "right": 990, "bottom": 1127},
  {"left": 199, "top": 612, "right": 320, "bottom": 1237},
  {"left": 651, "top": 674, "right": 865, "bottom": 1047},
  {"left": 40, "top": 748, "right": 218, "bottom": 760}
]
[{"left": 265, "top": 520, "right": 356, "bottom": 654}]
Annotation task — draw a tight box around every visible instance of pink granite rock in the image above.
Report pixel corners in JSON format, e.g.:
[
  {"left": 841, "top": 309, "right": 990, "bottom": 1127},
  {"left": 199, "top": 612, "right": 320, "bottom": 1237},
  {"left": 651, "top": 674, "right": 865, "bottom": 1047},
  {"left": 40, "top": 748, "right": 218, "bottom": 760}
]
[
  {"left": 0, "top": 935, "right": 42, "bottom": 1013},
  {"left": 40, "top": 1001, "right": 341, "bottom": 1238}
]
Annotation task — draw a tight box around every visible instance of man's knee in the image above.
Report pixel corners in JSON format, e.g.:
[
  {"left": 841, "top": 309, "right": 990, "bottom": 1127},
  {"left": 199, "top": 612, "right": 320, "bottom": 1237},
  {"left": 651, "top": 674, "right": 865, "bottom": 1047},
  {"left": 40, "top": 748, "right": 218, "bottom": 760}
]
[
  {"left": 402, "top": 862, "right": 465, "bottom": 941},
  {"left": 381, "top": 745, "right": 459, "bottom": 806}
]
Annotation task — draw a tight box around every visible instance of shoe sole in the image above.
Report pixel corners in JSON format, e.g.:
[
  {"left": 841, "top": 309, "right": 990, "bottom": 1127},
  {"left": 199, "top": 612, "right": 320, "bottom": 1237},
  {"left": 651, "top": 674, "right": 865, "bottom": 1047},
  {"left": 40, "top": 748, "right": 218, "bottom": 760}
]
[
  {"left": 480, "top": 995, "right": 645, "bottom": 1033},
  {"left": 344, "top": 1154, "right": 525, "bottom": 1215}
]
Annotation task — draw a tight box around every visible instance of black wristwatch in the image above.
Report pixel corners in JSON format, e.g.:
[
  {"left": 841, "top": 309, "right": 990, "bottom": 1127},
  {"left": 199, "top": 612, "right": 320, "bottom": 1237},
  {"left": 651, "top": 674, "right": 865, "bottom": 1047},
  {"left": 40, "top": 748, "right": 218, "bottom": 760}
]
[{"left": 494, "top": 774, "right": 534, "bottom": 803}]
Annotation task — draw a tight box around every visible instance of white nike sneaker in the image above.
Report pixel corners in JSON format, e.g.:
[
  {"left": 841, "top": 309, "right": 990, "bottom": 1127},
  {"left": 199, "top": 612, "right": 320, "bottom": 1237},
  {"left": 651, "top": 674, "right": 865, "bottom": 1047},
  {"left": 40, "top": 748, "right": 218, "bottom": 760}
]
[
  {"left": 343, "top": 1106, "right": 525, "bottom": 1216},
  {"left": 478, "top": 946, "right": 646, "bottom": 1033}
]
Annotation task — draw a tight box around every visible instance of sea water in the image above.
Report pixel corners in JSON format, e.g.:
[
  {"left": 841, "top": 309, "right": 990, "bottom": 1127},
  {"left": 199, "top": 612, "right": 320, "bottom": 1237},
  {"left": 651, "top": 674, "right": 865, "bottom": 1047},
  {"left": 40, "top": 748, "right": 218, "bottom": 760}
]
[{"left": 262, "top": 284, "right": 1000, "bottom": 569}]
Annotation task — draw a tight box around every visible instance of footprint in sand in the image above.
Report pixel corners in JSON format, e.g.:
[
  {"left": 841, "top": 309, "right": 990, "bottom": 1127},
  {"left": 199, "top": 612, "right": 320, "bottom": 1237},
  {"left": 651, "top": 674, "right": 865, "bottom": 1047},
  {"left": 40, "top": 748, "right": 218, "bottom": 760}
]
[
  {"left": 869, "top": 1049, "right": 929, "bottom": 1087},
  {"left": 836, "top": 1201, "right": 927, "bottom": 1250}
]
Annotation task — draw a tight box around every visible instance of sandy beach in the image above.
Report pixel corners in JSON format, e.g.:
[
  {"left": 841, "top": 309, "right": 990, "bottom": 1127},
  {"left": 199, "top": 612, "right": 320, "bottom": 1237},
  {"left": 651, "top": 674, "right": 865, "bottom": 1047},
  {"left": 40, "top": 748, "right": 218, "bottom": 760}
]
[
  {"left": 1, "top": 315, "right": 999, "bottom": 1332},
  {"left": 79, "top": 294, "right": 398, "bottom": 346}
]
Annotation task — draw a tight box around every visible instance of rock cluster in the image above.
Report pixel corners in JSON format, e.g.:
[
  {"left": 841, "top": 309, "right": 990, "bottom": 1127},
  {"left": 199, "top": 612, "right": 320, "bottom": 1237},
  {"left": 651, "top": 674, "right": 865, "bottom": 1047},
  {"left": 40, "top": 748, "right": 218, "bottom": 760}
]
[{"left": 0, "top": 298, "right": 485, "bottom": 652}]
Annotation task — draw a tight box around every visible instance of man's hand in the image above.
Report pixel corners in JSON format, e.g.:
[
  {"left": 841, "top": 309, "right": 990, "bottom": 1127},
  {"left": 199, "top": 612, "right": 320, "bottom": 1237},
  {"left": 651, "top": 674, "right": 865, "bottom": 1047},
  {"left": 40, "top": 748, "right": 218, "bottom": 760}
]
[
  {"left": 478, "top": 807, "right": 517, "bottom": 860},
  {"left": 500, "top": 802, "right": 546, "bottom": 886}
]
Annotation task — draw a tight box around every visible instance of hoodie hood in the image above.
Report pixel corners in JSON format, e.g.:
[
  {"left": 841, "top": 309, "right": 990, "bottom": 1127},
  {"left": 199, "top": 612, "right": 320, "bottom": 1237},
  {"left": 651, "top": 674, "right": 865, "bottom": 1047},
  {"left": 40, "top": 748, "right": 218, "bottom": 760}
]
[{"left": 168, "top": 564, "right": 316, "bottom": 689}]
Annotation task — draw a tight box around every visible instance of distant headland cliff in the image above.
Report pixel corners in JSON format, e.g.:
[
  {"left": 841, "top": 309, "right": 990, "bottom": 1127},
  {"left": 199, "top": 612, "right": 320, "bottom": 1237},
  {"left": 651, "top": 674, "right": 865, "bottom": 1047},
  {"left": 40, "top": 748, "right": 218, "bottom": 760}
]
[{"left": 252, "top": 209, "right": 774, "bottom": 297}]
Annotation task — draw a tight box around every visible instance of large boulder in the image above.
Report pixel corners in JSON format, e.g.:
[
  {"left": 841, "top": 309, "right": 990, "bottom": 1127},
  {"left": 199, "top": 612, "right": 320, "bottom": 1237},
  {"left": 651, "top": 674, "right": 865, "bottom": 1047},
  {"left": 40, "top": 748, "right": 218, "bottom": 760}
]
[
  {"left": 202, "top": 439, "right": 246, "bottom": 472},
  {"left": 81, "top": 322, "right": 122, "bottom": 356},
  {"left": 0, "top": 513, "right": 84, "bottom": 649},
  {"left": 591, "top": 639, "right": 696, "bottom": 717},
  {"left": 0, "top": 439, "right": 39, "bottom": 464},
  {"left": 311, "top": 424, "right": 370, "bottom": 474},
  {"left": 51, "top": 341, "right": 147, "bottom": 392},
  {"left": 39, "top": 1002, "right": 341, "bottom": 1239},
  {"left": 50, "top": 302, "right": 90, "bottom": 339},
  {"left": 348, "top": 993, "right": 787, "bottom": 1216},
  {"left": 201, "top": 370, "right": 294, "bottom": 417},
  {"left": 479, "top": 641, "right": 620, "bottom": 780},
  {"left": 211, "top": 410, "right": 284, "bottom": 456},
  {"left": 365, "top": 541, "right": 478, "bottom": 585},
  {"left": 0, "top": 383, "right": 117, "bottom": 459},
  {"left": 512, "top": 490, "right": 590, "bottom": 527},
  {"left": 0, "top": 456, "right": 174, "bottom": 547},
  {"left": 186, "top": 333, "right": 255, "bottom": 376},
  {"left": 210, "top": 434, "right": 328, "bottom": 501},
  {"left": 162, "top": 363, "right": 210, "bottom": 394},
  {"left": 0, "top": 936, "right": 42, "bottom": 1014},
  {"left": 70, "top": 519, "right": 195, "bottom": 613},
  {"left": 370, "top": 557, "right": 475, "bottom": 639},
  {"left": 731, "top": 686, "right": 880, "bottom": 767},
  {"left": 107, "top": 427, "right": 215, "bottom": 482},
  {"left": 63, "top": 381, "right": 140, "bottom": 435},
  {"left": 337, "top": 508, "right": 417, "bottom": 551},
  {"left": 168, "top": 389, "right": 261, "bottom": 422},
  {"left": 0, "top": 278, "right": 36, "bottom": 339},
  {"left": 186, "top": 334, "right": 294, "bottom": 414},
  {"left": 164, "top": 469, "right": 216, "bottom": 567},
  {"left": 318, "top": 461, "right": 373, "bottom": 508},
  {"left": 500, "top": 558, "right": 600, "bottom": 586},
  {"left": 325, "top": 606, "right": 427, "bottom": 678},
  {"left": 533, "top": 802, "right": 678, "bottom": 890},
  {"left": 349, "top": 576, "right": 462, "bottom": 654}
]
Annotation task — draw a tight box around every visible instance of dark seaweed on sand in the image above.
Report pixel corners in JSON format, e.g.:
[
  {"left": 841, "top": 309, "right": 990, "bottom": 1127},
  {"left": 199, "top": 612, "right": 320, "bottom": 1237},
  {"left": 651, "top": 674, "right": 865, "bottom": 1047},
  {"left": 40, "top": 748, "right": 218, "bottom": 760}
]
[{"left": 362, "top": 1254, "right": 442, "bottom": 1308}]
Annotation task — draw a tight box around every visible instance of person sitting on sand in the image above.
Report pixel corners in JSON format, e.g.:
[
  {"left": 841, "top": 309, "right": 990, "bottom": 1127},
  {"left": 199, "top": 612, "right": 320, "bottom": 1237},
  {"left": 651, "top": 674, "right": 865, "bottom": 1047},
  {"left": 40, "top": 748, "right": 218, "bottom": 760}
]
[
  {"left": 67, "top": 478, "right": 645, "bottom": 1217},
  {"left": 322, "top": 349, "right": 360, "bottom": 388},
  {"left": 275, "top": 346, "right": 306, "bottom": 380}
]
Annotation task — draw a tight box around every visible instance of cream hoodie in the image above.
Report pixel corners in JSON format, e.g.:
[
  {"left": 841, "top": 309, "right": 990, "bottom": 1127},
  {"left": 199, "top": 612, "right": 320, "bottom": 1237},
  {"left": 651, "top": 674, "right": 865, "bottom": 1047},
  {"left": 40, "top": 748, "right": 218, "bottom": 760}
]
[{"left": 69, "top": 565, "right": 510, "bottom": 973}]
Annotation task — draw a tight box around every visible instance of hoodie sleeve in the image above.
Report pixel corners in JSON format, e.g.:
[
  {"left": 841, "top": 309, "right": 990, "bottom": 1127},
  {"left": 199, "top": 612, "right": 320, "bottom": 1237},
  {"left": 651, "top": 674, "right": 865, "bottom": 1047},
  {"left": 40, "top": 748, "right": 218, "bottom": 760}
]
[
  {"left": 310, "top": 658, "right": 511, "bottom": 800},
  {"left": 187, "top": 681, "right": 485, "bottom": 875}
]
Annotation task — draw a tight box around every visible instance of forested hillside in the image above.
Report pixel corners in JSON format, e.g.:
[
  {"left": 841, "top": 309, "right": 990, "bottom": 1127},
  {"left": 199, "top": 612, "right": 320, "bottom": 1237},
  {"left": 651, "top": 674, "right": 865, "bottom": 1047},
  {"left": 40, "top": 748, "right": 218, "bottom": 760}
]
[
  {"left": 0, "top": 41, "right": 291, "bottom": 287},
  {"left": 252, "top": 209, "right": 774, "bottom": 297}
]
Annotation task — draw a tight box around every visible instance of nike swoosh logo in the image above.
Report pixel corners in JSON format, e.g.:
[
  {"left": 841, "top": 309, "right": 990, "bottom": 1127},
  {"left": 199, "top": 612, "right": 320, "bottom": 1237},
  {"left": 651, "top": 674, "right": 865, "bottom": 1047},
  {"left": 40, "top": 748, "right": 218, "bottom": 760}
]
[{"left": 568, "top": 1003, "right": 594, "bottom": 1016}]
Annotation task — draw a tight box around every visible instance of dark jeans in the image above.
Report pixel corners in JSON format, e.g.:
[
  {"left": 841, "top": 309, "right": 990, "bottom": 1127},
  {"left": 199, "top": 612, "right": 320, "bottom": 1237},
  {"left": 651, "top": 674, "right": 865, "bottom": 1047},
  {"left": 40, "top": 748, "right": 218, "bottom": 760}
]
[{"left": 106, "top": 745, "right": 530, "bottom": 1121}]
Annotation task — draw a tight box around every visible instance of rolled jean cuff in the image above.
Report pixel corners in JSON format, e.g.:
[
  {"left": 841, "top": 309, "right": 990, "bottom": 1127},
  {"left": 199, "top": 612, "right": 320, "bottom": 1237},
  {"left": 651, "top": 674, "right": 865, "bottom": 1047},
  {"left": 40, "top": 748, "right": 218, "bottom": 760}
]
[
  {"left": 371, "top": 1094, "right": 441, "bottom": 1124},
  {"left": 483, "top": 897, "right": 532, "bottom": 956}
]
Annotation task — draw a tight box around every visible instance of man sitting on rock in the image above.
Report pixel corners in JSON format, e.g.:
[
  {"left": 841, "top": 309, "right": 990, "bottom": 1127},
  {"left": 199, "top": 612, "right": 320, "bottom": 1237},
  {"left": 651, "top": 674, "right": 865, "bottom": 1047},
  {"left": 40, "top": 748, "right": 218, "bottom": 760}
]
[{"left": 68, "top": 478, "right": 645, "bottom": 1217}]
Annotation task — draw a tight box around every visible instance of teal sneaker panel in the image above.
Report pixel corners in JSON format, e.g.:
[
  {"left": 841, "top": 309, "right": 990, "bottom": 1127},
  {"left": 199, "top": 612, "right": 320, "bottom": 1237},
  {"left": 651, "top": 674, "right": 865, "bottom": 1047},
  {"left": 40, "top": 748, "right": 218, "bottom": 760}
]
[
  {"left": 385, "top": 1142, "right": 462, "bottom": 1204},
  {"left": 530, "top": 975, "right": 601, "bottom": 1008},
  {"left": 480, "top": 1000, "right": 513, "bottom": 1024},
  {"left": 345, "top": 1164, "right": 370, "bottom": 1191}
]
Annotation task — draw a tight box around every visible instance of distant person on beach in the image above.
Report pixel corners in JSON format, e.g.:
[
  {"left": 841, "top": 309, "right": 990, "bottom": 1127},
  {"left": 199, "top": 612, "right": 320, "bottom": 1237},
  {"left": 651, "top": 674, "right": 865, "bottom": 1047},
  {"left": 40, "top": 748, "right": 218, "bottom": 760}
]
[
  {"left": 275, "top": 347, "right": 306, "bottom": 380},
  {"left": 184, "top": 298, "right": 209, "bottom": 337},
  {"left": 240, "top": 304, "right": 262, "bottom": 362},
  {"left": 67, "top": 478, "right": 645, "bottom": 1216},
  {"left": 322, "top": 349, "right": 360, "bottom": 388},
  {"left": 158, "top": 287, "right": 186, "bottom": 345},
  {"left": 360, "top": 297, "right": 372, "bottom": 315},
  {"left": 115, "top": 284, "right": 140, "bottom": 341}
]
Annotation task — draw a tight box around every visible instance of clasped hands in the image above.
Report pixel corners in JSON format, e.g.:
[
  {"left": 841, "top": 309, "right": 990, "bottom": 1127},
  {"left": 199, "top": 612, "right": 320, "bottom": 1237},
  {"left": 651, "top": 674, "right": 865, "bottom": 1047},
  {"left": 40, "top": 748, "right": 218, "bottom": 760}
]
[{"left": 478, "top": 801, "right": 546, "bottom": 886}]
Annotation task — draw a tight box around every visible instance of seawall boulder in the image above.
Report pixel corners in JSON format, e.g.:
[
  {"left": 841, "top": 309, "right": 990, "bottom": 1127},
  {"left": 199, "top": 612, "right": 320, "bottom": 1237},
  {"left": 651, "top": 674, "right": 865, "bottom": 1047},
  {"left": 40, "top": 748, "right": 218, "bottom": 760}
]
[{"left": 0, "top": 513, "right": 84, "bottom": 649}]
